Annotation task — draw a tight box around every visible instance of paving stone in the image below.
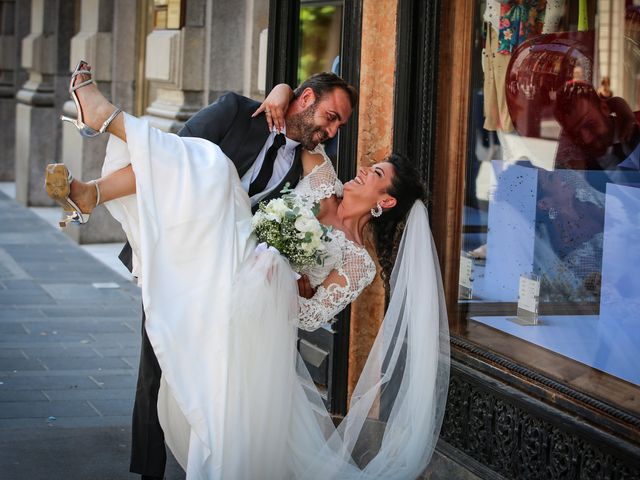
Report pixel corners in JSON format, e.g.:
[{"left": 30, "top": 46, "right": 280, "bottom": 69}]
[
  {"left": 0, "top": 375, "right": 96, "bottom": 390},
  {"left": 41, "top": 283, "right": 132, "bottom": 303},
  {"left": 0, "top": 323, "right": 30, "bottom": 333},
  {"left": 8, "top": 315, "right": 141, "bottom": 325},
  {"left": 0, "top": 279, "right": 47, "bottom": 291},
  {"left": 0, "top": 232, "right": 63, "bottom": 245},
  {"left": 122, "top": 357, "right": 140, "bottom": 369},
  {"left": 0, "top": 292, "right": 56, "bottom": 305},
  {"left": 89, "top": 398, "right": 135, "bottom": 417},
  {"left": 0, "top": 349, "right": 27, "bottom": 359},
  {"left": 0, "top": 358, "right": 46, "bottom": 372},
  {"left": 20, "top": 320, "right": 134, "bottom": 334},
  {"left": 38, "top": 357, "right": 132, "bottom": 371},
  {"left": 90, "top": 374, "right": 137, "bottom": 390},
  {"left": 0, "top": 308, "right": 45, "bottom": 320},
  {"left": 0, "top": 333, "right": 93, "bottom": 344},
  {"left": 0, "top": 341, "right": 101, "bottom": 350},
  {"left": 0, "top": 390, "right": 49, "bottom": 402},
  {"left": 0, "top": 415, "right": 133, "bottom": 430},
  {"left": 95, "top": 346, "right": 141, "bottom": 358},
  {"left": 0, "top": 400, "right": 98, "bottom": 419},
  {"left": 2, "top": 368, "right": 133, "bottom": 378},
  {"left": 42, "top": 388, "right": 134, "bottom": 401},
  {"left": 88, "top": 333, "right": 141, "bottom": 347},
  {"left": 21, "top": 346, "right": 100, "bottom": 359},
  {"left": 0, "top": 425, "right": 186, "bottom": 479},
  {"left": 38, "top": 306, "right": 141, "bottom": 318}
]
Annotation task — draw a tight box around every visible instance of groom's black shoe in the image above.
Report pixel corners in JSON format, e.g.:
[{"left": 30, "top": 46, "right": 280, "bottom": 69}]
[{"left": 141, "top": 476, "right": 163, "bottom": 480}]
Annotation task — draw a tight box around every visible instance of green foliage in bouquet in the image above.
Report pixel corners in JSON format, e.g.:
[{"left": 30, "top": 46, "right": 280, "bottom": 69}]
[{"left": 252, "top": 189, "right": 332, "bottom": 270}]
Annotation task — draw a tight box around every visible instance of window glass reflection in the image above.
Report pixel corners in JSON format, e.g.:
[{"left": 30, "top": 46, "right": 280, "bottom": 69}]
[
  {"left": 461, "top": 1, "right": 640, "bottom": 403},
  {"left": 297, "top": 2, "right": 343, "bottom": 83},
  {"left": 297, "top": 1, "right": 344, "bottom": 163}
]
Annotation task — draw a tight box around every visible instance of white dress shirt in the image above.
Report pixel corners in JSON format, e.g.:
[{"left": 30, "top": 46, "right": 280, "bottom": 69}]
[{"left": 241, "top": 128, "right": 300, "bottom": 206}]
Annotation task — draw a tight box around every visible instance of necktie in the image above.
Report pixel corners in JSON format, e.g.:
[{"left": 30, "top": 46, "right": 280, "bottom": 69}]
[{"left": 249, "top": 133, "right": 286, "bottom": 197}]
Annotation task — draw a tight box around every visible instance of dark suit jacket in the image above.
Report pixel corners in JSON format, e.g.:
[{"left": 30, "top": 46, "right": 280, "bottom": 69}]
[{"left": 119, "top": 92, "right": 303, "bottom": 271}]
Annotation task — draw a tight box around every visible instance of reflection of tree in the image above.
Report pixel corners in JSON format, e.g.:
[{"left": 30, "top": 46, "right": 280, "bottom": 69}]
[{"left": 298, "top": 6, "right": 340, "bottom": 83}]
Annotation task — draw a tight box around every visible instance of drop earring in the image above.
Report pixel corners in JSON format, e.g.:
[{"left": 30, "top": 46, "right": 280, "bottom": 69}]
[{"left": 371, "top": 202, "right": 383, "bottom": 217}]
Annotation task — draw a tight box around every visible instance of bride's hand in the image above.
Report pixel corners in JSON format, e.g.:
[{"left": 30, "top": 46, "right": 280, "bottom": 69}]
[
  {"left": 297, "top": 275, "right": 315, "bottom": 299},
  {"left": 252, "top": 83, "right": 294, "bottom": 133}
]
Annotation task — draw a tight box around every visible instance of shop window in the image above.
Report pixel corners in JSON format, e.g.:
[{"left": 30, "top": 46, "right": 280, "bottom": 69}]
[{"left": 457, "top": 0, "right": 640, "bottom": 417}]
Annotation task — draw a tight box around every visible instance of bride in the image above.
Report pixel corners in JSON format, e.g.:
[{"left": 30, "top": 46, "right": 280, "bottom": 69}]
[{"left": 46, "top": 62, "right": 449, "bottom": 479}]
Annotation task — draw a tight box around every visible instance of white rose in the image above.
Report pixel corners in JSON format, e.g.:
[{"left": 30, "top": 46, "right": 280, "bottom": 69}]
[
  {"left": 294, "top": 215, "right": 317, "bottom": 233},
  {"left": 265, "top": 198, "right": 288, "bottom": 220}
]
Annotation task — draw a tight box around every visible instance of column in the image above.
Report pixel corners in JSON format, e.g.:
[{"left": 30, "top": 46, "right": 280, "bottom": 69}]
[
  {"left": 241, "top": 0, "right": 269, "bottom": 100},
  {"left": 0, "top": 0, "right": 29, "bottom": 180},
  {"left": 15, "top": 0, "right": 75, "bottom": 206},
  {"left": 143, "top": 0, "right": 206, "bottom": 132},
  {"left": 61, "top": 0, "right": 133, "bottom": 244}
]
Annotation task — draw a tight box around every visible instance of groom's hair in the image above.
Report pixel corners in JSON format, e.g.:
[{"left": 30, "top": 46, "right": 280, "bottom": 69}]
[{"left": 293, "top": 72, "right": 358, "bottom": 108}]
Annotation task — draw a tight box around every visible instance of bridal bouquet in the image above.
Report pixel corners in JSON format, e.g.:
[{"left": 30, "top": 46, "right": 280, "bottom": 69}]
[{"left": 252, "top": 191, "right": 331, "bottom": 270}]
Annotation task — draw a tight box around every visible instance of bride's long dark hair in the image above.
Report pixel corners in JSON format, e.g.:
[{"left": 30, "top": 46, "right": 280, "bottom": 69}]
[{"left": 370, "top": 153, "right": 427, "bottom": 291}]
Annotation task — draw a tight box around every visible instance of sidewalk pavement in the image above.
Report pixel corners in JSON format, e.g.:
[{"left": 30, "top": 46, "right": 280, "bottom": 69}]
[{"left": 0, "top": 189, "right": 183, "bottom": 479}]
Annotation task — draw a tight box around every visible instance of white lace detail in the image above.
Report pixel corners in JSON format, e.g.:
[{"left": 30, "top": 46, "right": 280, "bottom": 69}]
[
  {"left": 297, "top": 231, "right": 376, "bottom": 331},
  {"left": 285, "top": 147, "right": 376, "bottom": 331},
  {"left": 293, "top": 144, "right": 343, "bottom": 205}
]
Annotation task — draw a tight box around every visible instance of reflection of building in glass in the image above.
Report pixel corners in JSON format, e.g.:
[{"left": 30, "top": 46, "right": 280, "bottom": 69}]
[{"left": 297, "top": 4, "right": 343, "bottom": 84}]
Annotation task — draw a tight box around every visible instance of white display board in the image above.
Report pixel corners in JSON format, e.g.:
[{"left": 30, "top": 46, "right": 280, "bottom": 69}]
[
  {"left": 600, "top": 183, "right": 640, "bottom": 321},
  {"left": 474, "top": 162, "right": 538, "bottom": 301}
]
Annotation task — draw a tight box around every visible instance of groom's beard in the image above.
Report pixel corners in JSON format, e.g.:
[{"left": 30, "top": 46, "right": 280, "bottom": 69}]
[{"left": 287, "top": 103, "right": 328, "bottom": 150}]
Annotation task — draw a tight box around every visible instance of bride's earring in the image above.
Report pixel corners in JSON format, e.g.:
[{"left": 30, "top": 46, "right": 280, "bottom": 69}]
[{"left": 371, "top": 202, "right": 383, "bottom": 218}]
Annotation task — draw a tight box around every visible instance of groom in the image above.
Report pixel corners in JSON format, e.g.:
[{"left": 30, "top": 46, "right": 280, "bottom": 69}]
[{"left": 124, "top": 72, "right": 358, "bottom": 480}]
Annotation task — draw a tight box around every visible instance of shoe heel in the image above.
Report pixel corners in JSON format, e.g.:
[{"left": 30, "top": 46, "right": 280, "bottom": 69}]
[
  {"left": 58, "top": 209, "right": 89, "bottom": 228},
  {"left": 60, "top": 114, "right": 100, "bottom": 138}
]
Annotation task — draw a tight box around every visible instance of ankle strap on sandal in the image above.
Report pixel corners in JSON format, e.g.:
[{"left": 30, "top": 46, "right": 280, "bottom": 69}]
[
  {"left": 90, "top": 180, "right": 101, "bottom": 206},
  {"left": 99, "top": 108, "right": 122, "bottom": 134}
]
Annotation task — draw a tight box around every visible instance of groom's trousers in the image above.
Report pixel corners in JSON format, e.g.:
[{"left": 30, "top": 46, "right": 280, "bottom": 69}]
[{"left": 130, "top": 309, "right": 167, "bottom": 477}]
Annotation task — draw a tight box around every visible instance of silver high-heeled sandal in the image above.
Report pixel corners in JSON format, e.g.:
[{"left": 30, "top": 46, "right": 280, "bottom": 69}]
[
  {"left": 60, "top": 60, "right": 122, "bottom": 137},
  {"left": 44, "top": 163, "right": 100, "bottom": 227}
]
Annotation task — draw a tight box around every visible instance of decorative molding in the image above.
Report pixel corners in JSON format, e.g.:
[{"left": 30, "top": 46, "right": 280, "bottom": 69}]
[
  {"left": 450, "top": 336, "right": 640, "bottom": 436},
  {"left": 441, "top": 359, "right": 640, "bottom": 480}
]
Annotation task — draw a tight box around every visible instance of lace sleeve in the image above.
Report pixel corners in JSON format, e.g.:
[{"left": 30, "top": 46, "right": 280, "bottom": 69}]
[{"left": 297, "top": 243, "right": 376, "bottom": 332}]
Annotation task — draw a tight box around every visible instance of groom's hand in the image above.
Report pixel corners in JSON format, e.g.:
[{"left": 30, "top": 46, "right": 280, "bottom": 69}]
[{"left": 297, "top": 275, "right": 315, "bottom": 299}]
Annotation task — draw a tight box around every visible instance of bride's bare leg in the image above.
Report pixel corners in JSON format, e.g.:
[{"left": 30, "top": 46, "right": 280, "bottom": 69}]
[
  {"left": 65, "top": 63, "right": 138, "bottom": 212},
  {"left": 69, "top": 165, "right": 136, "bottom": 214}
]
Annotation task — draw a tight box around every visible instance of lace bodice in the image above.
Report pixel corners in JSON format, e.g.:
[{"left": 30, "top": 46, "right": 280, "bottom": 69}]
[{"left": 290, "top": 145, "right": 376, "bottom": 331}]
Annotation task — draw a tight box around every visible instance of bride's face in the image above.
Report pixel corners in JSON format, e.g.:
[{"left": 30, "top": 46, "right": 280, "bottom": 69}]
[{"left": 343, "top": 162, "right": 397, "bottom": 212}]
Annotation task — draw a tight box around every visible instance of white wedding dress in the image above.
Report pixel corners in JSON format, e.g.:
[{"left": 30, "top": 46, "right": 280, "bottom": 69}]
[{"left": 103, "top": 114, "right": 449, "bottom": 480}]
